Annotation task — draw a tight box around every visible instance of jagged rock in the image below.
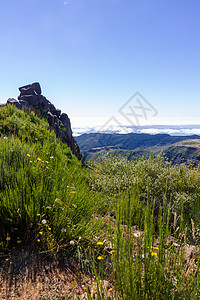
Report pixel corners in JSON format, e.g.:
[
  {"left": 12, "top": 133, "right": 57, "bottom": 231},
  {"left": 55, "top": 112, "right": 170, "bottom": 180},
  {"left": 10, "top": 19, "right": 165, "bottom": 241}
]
[
  {"left": 19, "top": 82, "right": 41, "bottom": 95},
  {"left": 7, "top": 98, "right": 22, "bottom": 109},
  {"left": 32, "top": 82, "right": 42, "bottom": 95},
  {"left": 49, "top": 103, "right": 57, "bottom": 115},
  {"left": 18, "top": 95, "right": 39, "bottom": 106},
  {"left": 47, "top": 111, "right": 55, "bottom": 127},
  {"left": 55, "top": 108, "right": 61, "bottom": 118},
  {"left": 6, "top": 83, "right": 83, "bottom": 162},
  {"left": 19, "top": 100, "right": 30, "bottom": 107}
]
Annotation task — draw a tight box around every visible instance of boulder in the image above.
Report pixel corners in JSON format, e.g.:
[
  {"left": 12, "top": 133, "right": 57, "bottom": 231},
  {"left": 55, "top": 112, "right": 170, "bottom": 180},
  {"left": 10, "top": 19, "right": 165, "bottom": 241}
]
[
  {"left": 19, "top": 82, "right": 42, "bottom": 95},
  {"left": 18, "top": 100, "right": 30, "bottom": 107},
  {"left": 18, "top": 95, "right": 39, "bottom": 106},
  {"left": 55, "top": 108, "right": 61, "bottom": 118},
  {"left": 60, "top": 113, "right": 70, "bottom": 125},
  {"left": 32, "top": 82, "right": 42, "bottom": 95},
  {"left": 47, "top": 111, "right": 55, "bottom": 126},
  {"left": 7, "top": 98, "right": 22, "bottom": 109}
]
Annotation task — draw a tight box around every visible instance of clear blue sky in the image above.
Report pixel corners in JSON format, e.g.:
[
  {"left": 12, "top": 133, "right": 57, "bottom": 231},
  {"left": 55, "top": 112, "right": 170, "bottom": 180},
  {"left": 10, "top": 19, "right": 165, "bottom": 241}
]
[{"left": 0, "top": 0, "right": 200, "bottom": 126}]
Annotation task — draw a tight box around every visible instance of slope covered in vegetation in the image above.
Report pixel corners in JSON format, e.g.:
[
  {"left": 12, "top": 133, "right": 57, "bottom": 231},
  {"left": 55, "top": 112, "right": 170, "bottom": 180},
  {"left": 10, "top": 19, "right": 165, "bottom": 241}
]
[{"left": 0, "top": 105, "right": 199, "bottom": 299}]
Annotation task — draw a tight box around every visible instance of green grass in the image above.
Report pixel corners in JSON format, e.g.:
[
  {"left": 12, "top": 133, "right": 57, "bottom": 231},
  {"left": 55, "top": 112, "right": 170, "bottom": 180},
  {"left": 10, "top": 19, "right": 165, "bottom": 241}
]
[
  {"left": 0, "top": 105, "right": 199, "bottom": 299},
  {"left": 0, "top": 105, "right": 104, "bottom": 256}
]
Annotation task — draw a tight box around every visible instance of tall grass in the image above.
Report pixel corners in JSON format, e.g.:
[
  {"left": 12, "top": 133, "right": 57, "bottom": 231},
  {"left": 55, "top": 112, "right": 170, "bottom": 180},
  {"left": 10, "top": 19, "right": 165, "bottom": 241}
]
[{"left": 0, "top": 105, "right": 104, "bottom": 255}]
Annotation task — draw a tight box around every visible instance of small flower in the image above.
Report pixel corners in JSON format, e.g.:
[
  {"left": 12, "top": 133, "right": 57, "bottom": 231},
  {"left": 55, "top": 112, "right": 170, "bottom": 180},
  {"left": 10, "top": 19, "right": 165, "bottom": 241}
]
[
  {"left": 97, "top": 256, "right": 104, "bottom": 260},
  {"left": 61, "top": 228, "right": 66, "bottom": 233},
  {"left": 48, "top": 227, "right": 51, "bottom": 231},
  {"left": 5, "top": 258, "right": 9, "bottom": 261},
  {"left": 46, "top": 166, "right": 49, "bottom": 169},
  {"left": 108, "top": 288, "right": 113, "bottom": 292},
  {"left": 45, "top": 161, "right": 49, "bottom": 164},
  {"left": 27, "top": 154, "right": 31, "bottom": 157},
  {"left": 37, "top": 157, "right": 41, "bottom": 161},
  {"left": 37, "top": 239, "right": 40, "bottom": 242},
  {"left": 50, "top": 156, "right": 53, "bottom": 159},
  {"left": 39, "top": 231, "right": 43, "bottom": 235},
  {"left": 97, "top": 241, "right": 104, "bottom": 246},
  {"left": 17, "top": 240, "right": 22, "bottom": 244},
  {"left": 6, "top": 237, "right": 11, "bottom": 241},
  {"left": 151, "top": 252, "right": 158, "bottom": 256},
  {"left": 41, "top": 219, "right": 47, "bottom": 225},
  {"left": 151, "top": 246, "right": 159, "bottom": 250},
  {"left": 70, "top": 191, "right": 76, "bottom": 194},
  {"left": 110, "top": 250, "right": 116, "bottom": 254},
  {"left": 69, "top": 240, "right": 75, "bottom": 245},
  {"left": 30, "top": 160, "right": 33, "bottom": 163}
]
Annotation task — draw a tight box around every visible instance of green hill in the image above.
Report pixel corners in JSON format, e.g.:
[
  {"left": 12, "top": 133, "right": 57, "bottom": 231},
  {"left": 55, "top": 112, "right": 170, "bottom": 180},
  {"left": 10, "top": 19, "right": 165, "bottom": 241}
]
[
  {"left": 76, "top": 132, "right": 200, "bottom": 161},
  {"left": 164, "top": 139, "right": 200, "bottom": 165}
]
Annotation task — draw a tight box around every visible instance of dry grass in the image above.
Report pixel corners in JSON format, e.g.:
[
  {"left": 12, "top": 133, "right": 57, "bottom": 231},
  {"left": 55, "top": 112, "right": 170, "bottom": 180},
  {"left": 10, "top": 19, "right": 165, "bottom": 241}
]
[{"left": 0, "top": 251, "right": 91, "bottom": 300}]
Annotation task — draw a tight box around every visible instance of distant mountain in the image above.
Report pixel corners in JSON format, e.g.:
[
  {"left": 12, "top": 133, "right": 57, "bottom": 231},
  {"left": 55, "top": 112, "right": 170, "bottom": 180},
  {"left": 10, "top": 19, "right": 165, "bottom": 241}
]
[
  {"left": 164, "top": 139, "right": 200, "bottom": 165},
  {"left": 76, "top": 133, "right": 200, "bottom": 161}
]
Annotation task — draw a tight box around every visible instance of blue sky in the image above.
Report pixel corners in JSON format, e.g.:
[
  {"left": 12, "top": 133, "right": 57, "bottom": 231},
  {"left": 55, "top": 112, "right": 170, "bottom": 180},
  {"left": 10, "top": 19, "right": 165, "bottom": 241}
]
[{"left": 0, "top": 0, "right": 200, "bottom": 127}]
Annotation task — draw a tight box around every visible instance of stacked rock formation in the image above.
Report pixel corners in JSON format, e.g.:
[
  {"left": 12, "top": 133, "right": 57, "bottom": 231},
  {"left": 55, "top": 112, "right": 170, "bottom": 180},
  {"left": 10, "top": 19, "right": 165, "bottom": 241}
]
[{"left": 7, "top": 83, "right": 82, "bottom": 161}]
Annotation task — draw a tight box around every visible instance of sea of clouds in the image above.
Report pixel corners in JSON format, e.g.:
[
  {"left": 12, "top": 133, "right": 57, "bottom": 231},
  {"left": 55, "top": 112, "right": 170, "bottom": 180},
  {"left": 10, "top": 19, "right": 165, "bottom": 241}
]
[{"left": 72, "top": 125, "right": 200, "bottom": 137}]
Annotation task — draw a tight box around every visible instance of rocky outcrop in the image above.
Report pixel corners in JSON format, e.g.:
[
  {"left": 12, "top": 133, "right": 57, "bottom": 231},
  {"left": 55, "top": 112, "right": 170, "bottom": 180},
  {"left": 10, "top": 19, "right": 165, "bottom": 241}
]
[{"left": 7, "top": 82, "right": 82, "bottom": 161}]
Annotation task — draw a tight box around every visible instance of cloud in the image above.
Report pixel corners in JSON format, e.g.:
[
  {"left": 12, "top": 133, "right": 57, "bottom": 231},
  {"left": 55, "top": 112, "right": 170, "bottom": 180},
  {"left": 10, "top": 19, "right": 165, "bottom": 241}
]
[{"left": 64, "top": 1, "right": 68, "bottom": 5}]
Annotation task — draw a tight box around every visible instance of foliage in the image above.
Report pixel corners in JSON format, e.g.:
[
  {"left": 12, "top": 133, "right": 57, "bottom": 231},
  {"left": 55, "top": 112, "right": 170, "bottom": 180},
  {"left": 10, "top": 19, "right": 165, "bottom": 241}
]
[{"left": 0, "top": 105, "right": 104, "bottom": 255}]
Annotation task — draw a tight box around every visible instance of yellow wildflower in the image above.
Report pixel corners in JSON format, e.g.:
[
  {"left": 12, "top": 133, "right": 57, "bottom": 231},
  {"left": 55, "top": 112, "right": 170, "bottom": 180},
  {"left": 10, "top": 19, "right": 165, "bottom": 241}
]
[
  {"left": 30, "top": 160, "right": 33, "bottom": 163},
  {"left": 39, "top": 231, "right": 43, "bottom": 235},
  {"left": 37, "top": 157, "right": 41, "bottom": 161},
  {"left": 151, "top": 246, "right": 159, "bottom": 250},
  {"left": 27, "top": 154, "right": 31, "bottom": 157},
  {"left": 108, "top": 288, "right": 113, "bottom": 292},
  {"left": 97, "top": 256, "right": 104, "bottom": 260},
  {"left": 151, "top": 252, "right": 157, "bottom": 256},
  {"left": 45, "top": 161, "right": 49, "bottom": 164},
  {"left": 17, "top": 240, "right": 22, "bottom": 244},
  {"left": 6, "top": 237, "right": 11, "bottom": 241},
  {"left": 97, "top": 241, "right": 104, "bottom": 245},
  {"left": 48, "top": 227, "right": 51, "bottom": 231},
  {"left": 110, "top": 250, "right": 116, "bottom": 254},
  {"left": 37, "top": 239, "right": 40, "bottom": 242}
]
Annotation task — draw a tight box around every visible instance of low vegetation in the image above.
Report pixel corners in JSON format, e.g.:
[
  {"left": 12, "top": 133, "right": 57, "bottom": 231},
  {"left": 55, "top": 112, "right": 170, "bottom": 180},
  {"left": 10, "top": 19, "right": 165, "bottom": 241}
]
[{"left": 0, "top": 105, "right": 199, "bottom": 299}]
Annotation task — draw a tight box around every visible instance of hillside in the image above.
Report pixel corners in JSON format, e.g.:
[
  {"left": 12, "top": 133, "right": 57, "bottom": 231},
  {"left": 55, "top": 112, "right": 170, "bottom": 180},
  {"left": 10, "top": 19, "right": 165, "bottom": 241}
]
[
  {"left": 164, "top": 139, "right": 200, "bottom": 165},
  {"left": 76, "top": 132, "right": 200, "bottom": 161}
]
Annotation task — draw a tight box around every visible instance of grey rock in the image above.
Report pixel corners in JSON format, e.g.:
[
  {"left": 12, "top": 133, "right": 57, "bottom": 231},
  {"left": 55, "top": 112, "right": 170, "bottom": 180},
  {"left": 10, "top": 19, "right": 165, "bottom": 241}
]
[
  {"left": 18, "top": 95, "right": 39, "bottom": 106},
  {"left": 19, "top": 84, "right": 35, "bottom": 96},
  {"left": 47, "top": 111, "right": 55, "bottom": 126},
  {"left": 55, "top": 108, "right": 61, "bottom": 118},
  {"left": 19, "top": 82, "right": 41, "bottom": 95},
  {"left": 32, "top": 82, "right": 42, "bottom": 95},
  {"left": 49, "top": 103, "right": 57, "bottom": 114},
  {"left": 18, "top": 100, "right": 30, "bottom": 107},
  {"left": 7, "top": 98, "right": 22, "bottom": 109},
  {"left": 60, "top": 113, "right": 70, "bottom": 124}
]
